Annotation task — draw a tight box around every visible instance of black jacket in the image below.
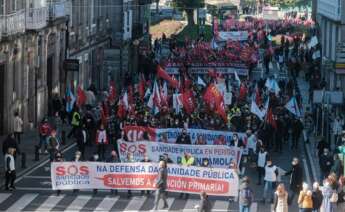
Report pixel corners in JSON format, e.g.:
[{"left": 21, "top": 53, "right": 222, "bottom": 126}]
[
  {"left": 2, "top": 135, "right": 18, "bottom": 155},
  {"left": 176, "top": 134, "right": 191, "bottom": 144},
  {"left": 285, "top": 164, "right": 303, "bottom": 192},
  {"left": 312, "top": 189, "right": 323, "bottom": 210},
  {"left": 319, "top": 153, "right": 333, "bottom": 173}
]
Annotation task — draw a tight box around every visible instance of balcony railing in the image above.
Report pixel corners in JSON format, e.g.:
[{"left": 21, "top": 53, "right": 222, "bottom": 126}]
[
  {"left": 26, "top": 7, "right": 48, "bottom": 30},
  {"left": 0, "top": 10, "right": 26, "bottom": 38},
  {"left": 49, "top": 1, "right": 71, "bottom": 20}
]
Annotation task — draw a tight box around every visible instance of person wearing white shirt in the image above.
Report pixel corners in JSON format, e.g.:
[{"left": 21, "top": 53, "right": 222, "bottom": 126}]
[
  {"left": 13, "top": 112, "right": 23, "bottom": 144},
  {"left": 262, "top": 159, "right": 278, "bottom": 204},
  {"left": 257, "top": 146, "right": 268, "bottom": 185}
]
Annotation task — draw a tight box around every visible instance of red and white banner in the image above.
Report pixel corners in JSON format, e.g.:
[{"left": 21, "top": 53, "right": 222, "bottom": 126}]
[
  {"left": 51, "top": 162, "right": 239, "bottom": 196},
  {"left": 123, "top": 126, "right": 247, "bottom": 145},
  {"left": 118, "top": 140, "right": 243, "bottom": 168}
]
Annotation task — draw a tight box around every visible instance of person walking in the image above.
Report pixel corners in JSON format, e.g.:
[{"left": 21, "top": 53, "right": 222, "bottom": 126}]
[
  {"left": 262, "top": 158, "right": 278, "bottom": 204},
  {"left": 285, "top": 157, "right": 303, "bottom": 205},
  {"left": 298, "top": 183, "right": 313, "bottom": 212},
  {"left": 197, "top": 191, "right": 211, "bottom": 212},
  {"left": 179, "top": 152, "right": 195, "bottom": 199},
  {"left": 238, "top": 176, "right": 254, "bottom": 212},
  {"left": 311, "top": 182, "right": 323, "bottom": 212},
  {"left": 13, "top": 112, "right": 23, "bottom": 144},
  {"left": 319, "top": 148, "right": 333, "bottom": 181},
  {"left": 273, "top": 183, "right": 288, "bottom": 212},
  {"left": 47, "top": 130, "right": 60, "bottom": 162},
  {"left": 320, "top": 178, "right": 337, "bottom": 212},
  {"left": 338, "top": 176, "right": 345, "bottom": 212},
  {"left": 95, "top": 124, "right": 108, "bottom": 161},
  {"left": 256, "top": 146, "right": 268, "bottom": 185},
  {"left": 54, "top": 152, "right": 64, "bottom": 196},
  {"left": 154, "top": 160, "right": 168, "bottom": 210},
  {"left": 106, "top": 150, "right": 119, "bottom": 195},
  {"left": 68, "top": 108, "right": 81, "bottom": 138},
  {"left": 74, "top": 125, "right": 87, "bottom": 160},
  {"left": 38, "top": 118, "right": 51, "bottom": 154},
  {"left": 330, "top": 154, "right": 341, "bottom": 178},
  {"left": 4, "top": 148, "right": 16, "bottom": 191}
]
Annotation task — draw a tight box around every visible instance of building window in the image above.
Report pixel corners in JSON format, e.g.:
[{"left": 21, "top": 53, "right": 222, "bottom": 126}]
[{"left": 0, "top": 0, "right": 4, "bottom": 15}]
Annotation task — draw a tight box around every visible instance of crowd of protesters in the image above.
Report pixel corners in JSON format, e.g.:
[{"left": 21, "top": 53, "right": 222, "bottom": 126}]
[{"left": 2, "top": 13, "right": 345, "bottom": 212}]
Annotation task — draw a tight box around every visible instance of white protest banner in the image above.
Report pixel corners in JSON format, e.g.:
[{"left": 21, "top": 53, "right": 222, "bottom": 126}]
[
  {"left": 51, "top": 162, "right": 239, "bottom": 196},
  {"left": 124, "top": 126, "right": 246, "bottom": 144},
  {"left": 117, "top": 141, "right": 243, "bottom": 168},
  {"left": 218, "top": 31, "right": 249, "bottom": 41}
]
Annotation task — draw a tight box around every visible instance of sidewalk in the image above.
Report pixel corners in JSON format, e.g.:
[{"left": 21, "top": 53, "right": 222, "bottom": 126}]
[{"left": 0, "top": 126, "right": 73, "bottom": 187}]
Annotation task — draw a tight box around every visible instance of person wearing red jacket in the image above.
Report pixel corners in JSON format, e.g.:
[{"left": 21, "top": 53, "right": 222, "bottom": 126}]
[
  {"left": 38, "top": 118, "right": 51, "bottom": 154},
  {"left": 95, "top": 124, "right": 108, "bottom": 161}
]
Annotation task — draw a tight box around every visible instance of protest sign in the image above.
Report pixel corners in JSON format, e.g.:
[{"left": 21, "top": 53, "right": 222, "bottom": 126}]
[
  {"left": 117, "top": 141, "right": 243, "bottom": 168},
  {"left": 218, "top": 31, "right": 249, "bottom": 41},
  {"left": 51, "top": 162, "right": 239, "bottom": 196},
  {"left": 123, "top": 126, "right": 246, "bottom": 144}
]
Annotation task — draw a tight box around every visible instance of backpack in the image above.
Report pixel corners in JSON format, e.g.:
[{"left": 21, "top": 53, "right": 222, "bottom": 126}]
[{"left": 240, "top": 187, "right": 253, "bottom": 206}]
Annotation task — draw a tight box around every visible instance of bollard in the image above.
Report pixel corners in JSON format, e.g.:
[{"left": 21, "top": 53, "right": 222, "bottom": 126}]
[
  {"left": 34, "top": 145, "right": 40, "bottom": 161},
  {"left": 21, "top": 152, "right": 26, "bottom": 168},
  {"left": 61, "top": 130, "right": 66, "bottom": 145}
]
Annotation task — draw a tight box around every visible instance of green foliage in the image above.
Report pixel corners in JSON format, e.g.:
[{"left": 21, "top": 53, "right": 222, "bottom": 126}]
[
  {"left": 172, "top": 0, "right": 205, "bottom": 10},
  {"left": 175, "top": 24, "right": 212, "bottom": 42}
]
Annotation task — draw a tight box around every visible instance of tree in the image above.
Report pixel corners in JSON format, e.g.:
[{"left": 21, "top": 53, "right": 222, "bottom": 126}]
[{"left": 173, "top": 0, "right": 204, "bottom": 26}]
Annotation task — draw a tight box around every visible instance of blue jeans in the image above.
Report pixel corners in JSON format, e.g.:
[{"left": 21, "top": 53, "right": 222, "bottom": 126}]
[
  {"left": 263, "top": 181, "right": 274, "bottom": 201},
  {"left": 239, "top": 204, "right": 250, "bottom": 212}
]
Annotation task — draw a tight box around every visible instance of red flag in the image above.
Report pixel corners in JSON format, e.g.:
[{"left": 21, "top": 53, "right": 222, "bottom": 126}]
[
  {"left": 255, "top": 87, "right": 262, "bottom": 106},
  {"left": 216, "top": 97, "right": 227, "bottom": 122},
  {"left": 239, "top": 84, "right": 248, "bottom": 101},
  {"left": 157, "top": 65, "right": 179, "bottom": 88},
  {"left": 117, "top": 101, "right": 126, "bottom": 119},
  {"left": 108, "top": 81, "right": 117, "bottom": 103},
  {"left": 101, "top": 102, "right": 109, "bottom": 126},
  {"left": 266, "top": 108, "right": 277, "bottom": 129},
  {"left": 180, "top": 90, "right": 195, "bottom": 114},
  {"left": 203, "top": 84, "right": 222, "bottom": 109},
  {"left": 76, "top": 86, "right": 87, "bottom": 107},
  {"left": 127, "top": 86, "right": 134, "bottom": 105},
  {"left": 138, "top": 75, "right": 146, "bottom": 100}
]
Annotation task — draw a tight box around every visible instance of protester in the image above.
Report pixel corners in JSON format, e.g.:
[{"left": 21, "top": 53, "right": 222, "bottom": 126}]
[
  {"left": 47, "top": 130, "right": 60, "bottom": 162},
  {"left": 298, "top": 183, "right": 313, "bottom": 212},
  {"left": 238, "top": 176, "right": 254, "bottom": 212},
  {"left": 68, "top": 107, "right": 81, "bottom": 138},
  {"left": 338, "top": 176, "right": 345, "bottom": 211},
  {"left": 106, "top": 150, "right": 119, "bottom": 195},
  {"left": 262, "top": 158, "right": 278, "bottom": 204},
  {"left": 4, "top": 148, "right": 16, "bottom": 191},
  {"left": 13, "top": 112, "right": 23, "bottom": 144},
  {"left": 178, "top": 152, "right": 195, "bottom": 199},
  {"left": 319, "top": 148, "right": 333, "bottom": 181},
  {"left": 54, "top": 151, "right": 64, "bottom": 196},
  {"left": 74, "top": 125, "right": 87, "bottom": 160},
  {"left": 154, "top": 160, "right": 168, "bottom": 210},
  {"left": 196, "top": 191, "right": 211, "bottom": 212},
  {"left": 95, "top": 124, "right": 108, "bottom": 161},
  {"left": 176, "top": 129, "right": 191, "bottom": 144},
  {"left": 273, "top": 183, "right": 288, "bottom": 212},
  {"left": 330, "top": 154, "right": 341, "bottom": 178},
  {"left": 311, "top": 182, "right": 323, "bottom": 212},
  {"left": 2, "top": 133, "right": 19, "bottom": 159},
  {"left": 320, "top": 178, "right": 337, "bottom": 212},
  {"left": 38, "top": 118, "right": 51, "bottom": 154},
  {"left": 256, "top": 146, "right": 268, "bottom": 185},
  {"left": 285, "top": 157, "right": 303, "bottom": 205},
  {"left": 141, "top": 154, "right": 152, "bottom": 195}
]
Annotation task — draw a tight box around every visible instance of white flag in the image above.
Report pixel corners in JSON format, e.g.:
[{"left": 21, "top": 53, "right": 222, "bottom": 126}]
[
  {"left": 265, "top": 78, "right": 280, "bottom": 94},
  {"left": 123, "top": 92, "right": 129, "bottom": 110},
  {"left": 197, "top": 76, "right": 206, "bottom": 87},
  {"left": 285, "top": 97, "right": 301, "bottom": 117},
  {"left": 250, "top": 99, "right": 265, "bottom": 120},
  {"left": 234, "top": 71, "right": 241, "bottom": 86}
]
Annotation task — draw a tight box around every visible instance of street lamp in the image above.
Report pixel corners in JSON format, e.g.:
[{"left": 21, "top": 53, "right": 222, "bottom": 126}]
[{"left": 338, "top": 145, "right": 345, "bottom": 177}]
